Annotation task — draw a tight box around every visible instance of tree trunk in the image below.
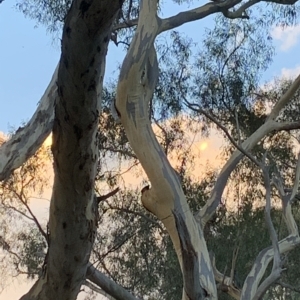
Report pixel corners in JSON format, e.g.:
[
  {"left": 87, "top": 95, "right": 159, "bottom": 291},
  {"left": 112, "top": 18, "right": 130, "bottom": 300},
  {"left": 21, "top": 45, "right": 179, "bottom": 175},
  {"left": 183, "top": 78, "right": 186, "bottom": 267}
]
[{"left": 20, "top": 1, "right": 123, "bottom": 299}]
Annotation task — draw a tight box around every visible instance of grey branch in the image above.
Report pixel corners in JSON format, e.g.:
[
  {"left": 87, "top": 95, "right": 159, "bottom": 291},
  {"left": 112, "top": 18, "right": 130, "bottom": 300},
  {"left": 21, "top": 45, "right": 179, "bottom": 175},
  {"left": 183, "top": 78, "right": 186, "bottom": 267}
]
[
  {"left": 223, "top": 0, "right": 261, "bottom": 19},
  {"left": 290, "top": 153, "right": 300, "bottom": 200},
  {"left": 0, "top": 65, "right": 58, "bottom": 181},
  {"left": 96, "top": 188, "right": 120, "bottom": 203},
  {"left": 113, "top": 18, "right": 138, "bottom": 31},
  {"left": 86, "top": 263, "right": 141, "bottom": 300},
  {"left": 84, "top": 280, "right": 115, "bottom": 300},
  {"left": 253, "top": 166, "right": 282, "bottom": 300}
]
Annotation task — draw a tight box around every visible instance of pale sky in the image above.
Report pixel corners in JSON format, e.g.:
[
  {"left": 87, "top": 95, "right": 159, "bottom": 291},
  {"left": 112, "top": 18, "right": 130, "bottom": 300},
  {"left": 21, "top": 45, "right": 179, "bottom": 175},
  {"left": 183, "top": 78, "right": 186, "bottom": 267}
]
[
  {"left": 1, "top": 1, "right": 300, "bottom": 132},
  {"left": 1, "top": 0, "right": 300, "bottom": 299}
]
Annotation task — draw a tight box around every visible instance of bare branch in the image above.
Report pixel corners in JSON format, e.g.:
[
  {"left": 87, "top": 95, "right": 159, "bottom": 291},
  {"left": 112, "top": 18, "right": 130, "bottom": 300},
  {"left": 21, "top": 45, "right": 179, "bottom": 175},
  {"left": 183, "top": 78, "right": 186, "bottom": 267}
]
[
  {"left": 267, "top": 73, "right": 300, "bottom": 121},
  {"left": 159, "top": 0, "right": 243, "bottom": 33},
  {"left": 1, "top": 204, "right": 34, "bottom": 221},
  {"left": 275, "top": 120, "right": 300, "bottom": 131},
  {"left": 290, "top": 153, "right": 300, "bottom": 200},
  {"left": 97, "top": 188, "right": 120, "bottom": 203},
  {"left": 265, "top": 0, "right": 298, "bottom": 4},
  {"left": 230, "top": 247, "right": 239, "bottom": 286},
  {"left": 12, "top": 189, "right": 48, "bottom": 242},
  {"left": 86, "top": 263, "right": 141, "bottom": 300},
  {"left": 262, "top": 165, "right": 280, "bottom": 264},
  {"left": 96, "top": 232, "right": 135, "bottom": 261},
  {"left": 210, "top": 252, "right": 241, "bottom": 300},
  {"left": 159, "top": 0, "right": 300, "bottom": 34},
  {"left": 113, "top": 18, "right": 138, "bottom": 31},
  {"left": 252, "top": 165, "right": 282, "bottom": 300},
  {"left": 106, "top": 203, "right": 165, "bottom": 232},
  {"left": 84, "top": 280, "right": 115, "bottom": 300},
  {"left": 223, "top": 0, "right": 261, "bottom": 19},
  {"left": 102, "top": 146, "right": 137, "bottom": 159}
]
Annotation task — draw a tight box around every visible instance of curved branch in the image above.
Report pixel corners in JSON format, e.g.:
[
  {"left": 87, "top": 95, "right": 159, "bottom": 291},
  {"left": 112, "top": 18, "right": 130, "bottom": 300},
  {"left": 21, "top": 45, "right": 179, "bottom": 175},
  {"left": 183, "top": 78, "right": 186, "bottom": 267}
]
[
  {"left": 0, "top": 65, "right": 58, "bottom": 181},
  {"left": 198, "top": 73, "right": 300, "bottom": 226}
]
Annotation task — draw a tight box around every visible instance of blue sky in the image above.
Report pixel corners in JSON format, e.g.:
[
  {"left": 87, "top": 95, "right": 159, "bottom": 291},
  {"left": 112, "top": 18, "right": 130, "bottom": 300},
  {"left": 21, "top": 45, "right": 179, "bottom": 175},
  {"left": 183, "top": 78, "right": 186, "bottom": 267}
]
[{"left": 0, "top": 1, "right": 300, "bottom": 133}]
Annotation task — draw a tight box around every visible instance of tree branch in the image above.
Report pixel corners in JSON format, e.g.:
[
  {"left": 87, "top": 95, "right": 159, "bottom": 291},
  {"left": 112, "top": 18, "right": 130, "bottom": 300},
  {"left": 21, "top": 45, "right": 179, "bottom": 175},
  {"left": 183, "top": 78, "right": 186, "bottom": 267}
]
[
  {"left": 86, "top": 263, "right": 141, "bottom": 300},
  {"left": 267, "top": 73, "right": 300, "bottom": 121},
  {"left": 113, "top": 18, "right": 138, "bottom": 31},
  {"left": 84, "top": 280, "right": 115, "bottom": 300},
  {"left": 290, "top": 153, "right": 300, "bottom": 200},
  {"left": 223, "top": 0, "right": 261, "bottom": 19},
  {"left": 241, "top": 161, "right": 300, "bottom": 299},
  {"left": 11, "top": 189, "right": 48, "bottom": 242},
  {"left": 241, "top": 234, "right": 300, "bottom": 300},
  {"left": 106, "top": 203, "right": 165, "bottom": 232},
  {"left": 277, "top": 280, "right": 300, "bottom": 294},
  {"left": 97, "top": 188, "right": 120, "bottom": 203},
  {"left": 159, "top": 0, "right": 243, "bottom": 33},
  {"left": 210, "top": 252, "right": 241, "bottom": 300},
  {"left": 0, "top": 64, "right": 58, "bottom": 181},
  {"left": 198, "top": 73, "right": 300, "bottom": 227},
  {"left": 253, "top": 165, "right": 282, "bottom": 300}
]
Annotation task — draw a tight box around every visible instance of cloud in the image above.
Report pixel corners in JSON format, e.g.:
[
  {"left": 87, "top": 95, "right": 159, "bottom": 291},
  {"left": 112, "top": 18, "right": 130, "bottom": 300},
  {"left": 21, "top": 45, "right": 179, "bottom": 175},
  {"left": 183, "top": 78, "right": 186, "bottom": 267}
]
[
  {"left": 280, "top": 65, "right": 300, "bottom": 78},
  {"left": 270, "top": 25, "right": 300, "bottom": 51}
]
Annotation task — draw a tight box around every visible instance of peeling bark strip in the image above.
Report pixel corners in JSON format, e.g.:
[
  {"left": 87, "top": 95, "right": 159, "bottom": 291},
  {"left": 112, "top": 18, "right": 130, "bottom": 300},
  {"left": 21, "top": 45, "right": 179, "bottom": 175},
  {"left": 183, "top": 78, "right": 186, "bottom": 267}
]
[
  {"left": 116, "top": 1, "right": 217, "bottom": 299},
  {"left": 20, "top": 1, "right": 124, "bottom": 300},
  {"left": 0, "top": 65, "right": 58, "bottom": 181}
]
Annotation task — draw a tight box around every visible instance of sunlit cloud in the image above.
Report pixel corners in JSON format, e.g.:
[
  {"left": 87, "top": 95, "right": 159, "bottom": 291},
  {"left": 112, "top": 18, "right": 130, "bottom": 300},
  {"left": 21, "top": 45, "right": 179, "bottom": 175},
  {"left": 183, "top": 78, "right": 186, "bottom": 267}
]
[
  {"left": 280, "top": 65, "right": 300, "bottom": 78},
  {"left": 270, "top": 25, "right": 300, "bottom": 51}
]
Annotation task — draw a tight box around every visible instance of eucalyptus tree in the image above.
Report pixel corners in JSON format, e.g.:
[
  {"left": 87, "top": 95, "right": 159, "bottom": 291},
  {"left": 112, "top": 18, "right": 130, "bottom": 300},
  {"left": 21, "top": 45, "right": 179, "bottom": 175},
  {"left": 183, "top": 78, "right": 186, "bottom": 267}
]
[{"left": 1, "top": 0, "right": 300, "bottom": 300}]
